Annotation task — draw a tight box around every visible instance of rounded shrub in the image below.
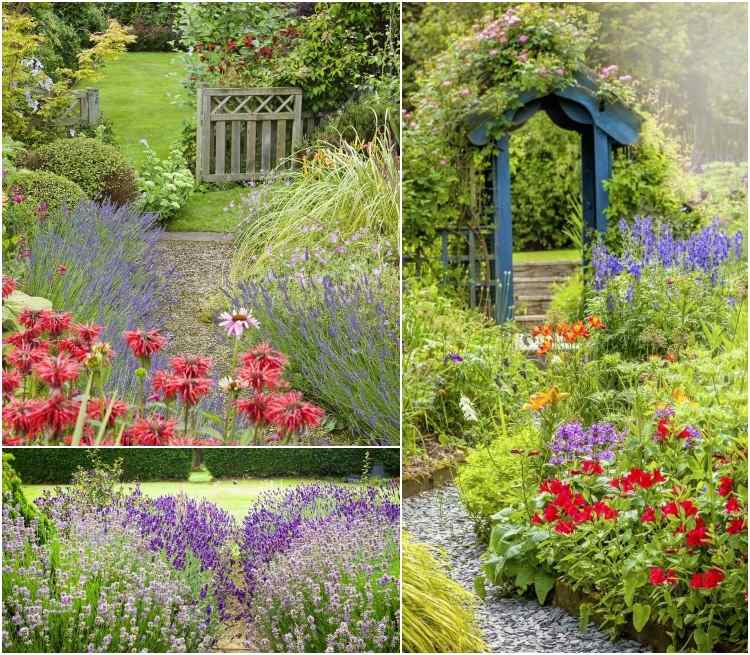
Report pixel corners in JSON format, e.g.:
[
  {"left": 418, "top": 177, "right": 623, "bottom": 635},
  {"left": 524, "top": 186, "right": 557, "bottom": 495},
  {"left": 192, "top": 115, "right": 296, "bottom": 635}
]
[
  {"left": 7, "top": 169, "right": 86, "bottom": 215},
  {"left": 32, "top": 137, "right": 138, "bottom": 204}
]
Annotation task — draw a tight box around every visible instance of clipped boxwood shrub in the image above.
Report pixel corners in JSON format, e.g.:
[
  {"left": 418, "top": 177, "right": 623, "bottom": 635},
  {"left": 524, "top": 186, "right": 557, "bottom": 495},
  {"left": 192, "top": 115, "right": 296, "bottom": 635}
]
[
  {"left": 204, "top": 448, "right": 400, "bottom": 479},
  {"left": 2, "top": 453, "right": 55, "bottom": 543},
  {"left": 31, "top": 137, "right": 137, "bottom": 204},
  {"left": 7, "top": 169, "right": 86, "bottom": 215},
  {"left": 6, "top": 448, "right": 193, "bottom": 485}
]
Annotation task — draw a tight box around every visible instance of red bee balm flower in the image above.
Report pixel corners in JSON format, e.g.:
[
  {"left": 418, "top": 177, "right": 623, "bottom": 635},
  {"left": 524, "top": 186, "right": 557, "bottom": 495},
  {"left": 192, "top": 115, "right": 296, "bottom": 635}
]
[
  {"left": 169, "top": 355, "right": 213, "bottom": 378},
  {"left": 86, "top": 398, "right": 129, "bottom": 426},
  {"left": 73, "top": 323, "right": 103, "bottom": 344},
  {"left": 2, "top": 370, "right": 22, "bottom": 396},
  {"left": 690, "top": 568, "right": 725, "bottom": 590},
  {"left": 2, "top": 276, "right": 17, "bottom": 299},
  {"left": 33, "top": 354, "right": 81, "bottom": 387},
  {"left": 7, "top": 342, "right": 49, "bottom": 374},
  {"left": 173, "top": 376, "right": 213, "bottom": 406},
  {"left": 39, "top": 392, "right": 80, "bottom": 432},
  {"left": 3, "top": 399, "right": 46, "bottom": 437},
  {"left": 236, "top": 393, "right": 271, "bottom": 425},
  {"left": 238, "top": 359, "right": 282, "bottom": 392},
  {"left": 123, "top": 329, "right": 167, "bottom": 359},
  {"left": 39, "top": 310, "right": 72, "bottom": 335},
  {"left": 718, "top": 476, "right": 734, "bottom": 497},
  {"left": 649, "top": 567, "right": 678, "bottom": 586},
  {"left": 265, "top": 391, "right": 324, "bottom": 434},
  {"left": 241, "top": 342, "right": 287, "bottom": 372},
  {"left": 124, "top": 415, "right": 176, "bottom": 446}
]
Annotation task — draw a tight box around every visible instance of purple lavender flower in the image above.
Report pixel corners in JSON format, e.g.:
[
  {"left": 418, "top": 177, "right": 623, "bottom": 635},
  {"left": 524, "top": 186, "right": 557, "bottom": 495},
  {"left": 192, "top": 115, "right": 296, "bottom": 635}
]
[
  {"left": 550, "top": 421, "right": 625, "bottom": 465},
  {"left": 444, "top": 352, "right": 464, "bottom": 363}
]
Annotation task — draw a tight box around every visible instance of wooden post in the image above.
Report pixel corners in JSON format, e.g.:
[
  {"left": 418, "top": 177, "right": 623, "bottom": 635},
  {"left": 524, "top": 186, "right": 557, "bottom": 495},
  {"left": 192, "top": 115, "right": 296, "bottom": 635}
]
[
  {"left": 291, "top": 91, "right": 303, "bottom": 166},
  {"left": 196, "top": 88, "right": 206, "bottom": 182},
  {"left": 580, "top": 128, "right": 596, "bottom": 257},
  {"left": 494, "top": 136, "right": 513, "bottom": 323},
  {"left": 593, "top": 125, "right": 612, "bottom": 233},
  {"left": 85, "top": 88, "right": 100, "bottom": 125}
]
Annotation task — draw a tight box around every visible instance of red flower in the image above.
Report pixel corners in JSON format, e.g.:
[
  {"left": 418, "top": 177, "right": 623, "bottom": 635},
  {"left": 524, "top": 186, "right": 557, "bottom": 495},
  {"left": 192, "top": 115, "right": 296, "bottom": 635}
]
[
  {"left": 123, "top": 329, "right": 167, "bottom": 359},
  {"left": 236, "top": 393, "right": 271, "bottom": 425},
  {"left": 543, "top": 504, "right": 559, "bottom": 522},
  {"left": 39, "top": 310, "right": 72, "bottom": 335},
  {"left": 238, "top": 359, "right": 282, "bottom": 392},
  {"left": 640, "top": 506, "right": 658, "bottom": 523},
  {"left": 73, "top": 323, "right": 103, "bottom": 344},
  {"left": 151, "top": 370, "right": 180, "bottom": 399},
  {"left": 7, "top": 342, "right": 49, "bottom": 374},
  {"left": 718, "top": 476, "right": 734, "bottom": 497},
  {"left": 241, "top": 342, "right": 287, "bottom": 372},
  {"left": 686, "top": 517, "right": 710, "bottom": 548},
  {"left": 649, "top": 567, "right": 678, "bottom": 586},
  {"left": 57, "top": 338, "right": 90, "bottom": 362},
  {"left": 2, "top": 276, "right": 17, "bottom": 299},
  {"left": 655, "top": 417, "right": 671, "bottom": 441},
  {"left": 124, "top": 415, "right": 175, "bottom": 446},
  {"left": 2, "top": 369, "right": 22, "bottom": 396},
  {"left": 531, "top": 513, "right": 543, "bottom": 525},
  {"left": 662, "top": 499, "right": 698, "bottom": 518},
  {"left": 18, "top": 309, "right": 46, "bottom": 331},
  {"left": 727, "top": 518, "right": 746, "bottom": 535},
  {"left": 539, "top": 479, "right": 567, "bottom": 495},
  {"left": 554, "top": 520, "right": 575, "bottom": 534},
  {"left": 725, "top": 496, "right": 742, "bottom": 514},
  {"left": 39, "top": 391, "right": 80, "bottom": 432},
  {"left": 582, "top": 460, "right": 604, "bottom": 475},
  {"left": 265, "top": 391, "right": 324, "bottom": 434},
  {"left": 690, "top": 568, "right": 725, "bottom": 590},
  {"left": 173, "top": 376, "right": 212, "bottom": 406},
  {"left": 169, "top": 355, "right": 213, "bottom": 378},
  {"left": 3, "top": 399, "right": 46, "bottom": 437},
  {"left": 86, "top": 397, "right": 129, "bottom": 426},
  {"left": 33, "top": 354, "right": 81, "bottom": 387},
  {"left": 592, "top": 501, "right": 618, "bottom": 520}
]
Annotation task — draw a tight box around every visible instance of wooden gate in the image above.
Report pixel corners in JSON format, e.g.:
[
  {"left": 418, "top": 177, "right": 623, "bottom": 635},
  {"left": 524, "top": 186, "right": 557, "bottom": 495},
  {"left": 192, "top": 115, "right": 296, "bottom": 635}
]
[{"left": 196, "top": 87, "right": 303, "bottom": 183}]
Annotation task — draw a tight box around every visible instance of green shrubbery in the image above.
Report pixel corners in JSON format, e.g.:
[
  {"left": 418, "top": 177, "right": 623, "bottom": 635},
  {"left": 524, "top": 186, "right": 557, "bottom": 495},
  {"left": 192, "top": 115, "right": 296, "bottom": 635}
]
[
  {"left": 2, "top": 453, "right": 55, "bottom": 543},
  {"left": 136, "top": 142, "right": 194, "bottom": 219},
  {"left": 6, "top": 448, "right": 193, "bottom": 484},
  {"left": 6, "top": 169, "right": 86, "bottom": 214},
  {"left": 30, "top": 137, "right": 137, "bottom": 204},
  {"left": 203, "top": 448, "right": 399, "bottom": 479}
]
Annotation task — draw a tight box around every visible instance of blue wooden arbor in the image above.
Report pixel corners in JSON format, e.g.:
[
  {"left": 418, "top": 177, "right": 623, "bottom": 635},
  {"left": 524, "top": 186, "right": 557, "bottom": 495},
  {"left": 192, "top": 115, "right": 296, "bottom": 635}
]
[{"left": 467, "top": 73, "right": 642, "bottom": 322}]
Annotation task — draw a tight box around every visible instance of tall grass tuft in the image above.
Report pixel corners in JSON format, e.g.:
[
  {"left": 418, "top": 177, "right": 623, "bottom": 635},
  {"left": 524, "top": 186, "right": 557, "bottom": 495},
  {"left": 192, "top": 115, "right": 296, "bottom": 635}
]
[
  {"left": 231, "top": 131, "right": 399, "bottom": 281},
  {"left": 24, "top": 201, "right": 170, "bottom": 394},
  {"left": 402, "top": 533, "right": 488, "bottom": 653}
]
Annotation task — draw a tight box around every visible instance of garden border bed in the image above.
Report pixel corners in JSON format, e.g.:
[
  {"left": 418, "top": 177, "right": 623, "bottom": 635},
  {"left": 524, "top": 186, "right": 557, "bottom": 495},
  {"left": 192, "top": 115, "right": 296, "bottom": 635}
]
[{"left": 403, "top": 462, "right": 458, "bottom": 498}]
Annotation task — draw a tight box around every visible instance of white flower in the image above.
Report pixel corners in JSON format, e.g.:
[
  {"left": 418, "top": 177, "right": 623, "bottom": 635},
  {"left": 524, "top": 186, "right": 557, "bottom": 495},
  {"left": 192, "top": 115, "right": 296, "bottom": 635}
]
[{"left": 459, "top": 395, "right": 479, "bottom": 422}]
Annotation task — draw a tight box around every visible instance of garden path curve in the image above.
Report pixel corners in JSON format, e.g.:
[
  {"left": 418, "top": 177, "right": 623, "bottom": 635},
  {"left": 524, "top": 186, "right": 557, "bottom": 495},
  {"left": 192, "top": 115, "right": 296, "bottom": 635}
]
[
  {"left": 155, "top": 232, "right": 234, "bottom": 372},
  {"left": 404, "top": 485, "right": 650, "bottom": 653}
]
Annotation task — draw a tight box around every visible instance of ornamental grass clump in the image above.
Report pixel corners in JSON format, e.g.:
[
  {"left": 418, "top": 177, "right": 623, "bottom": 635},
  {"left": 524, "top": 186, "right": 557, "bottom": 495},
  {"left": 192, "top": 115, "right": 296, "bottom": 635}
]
[
  {"left": 402, "top": 533, "right": 487, "bottom": 654},
  {"left": 244, "top": 514, "right": 400, "bottom": 653}
]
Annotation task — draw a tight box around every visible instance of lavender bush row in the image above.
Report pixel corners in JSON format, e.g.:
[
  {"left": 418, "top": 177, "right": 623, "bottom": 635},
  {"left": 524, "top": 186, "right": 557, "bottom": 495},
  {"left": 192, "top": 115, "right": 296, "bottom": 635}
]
[
  {"left": 2, "top": 498, "right": 218, "bottom": 653},
  {"left": 230, "top": 270, "right": 399, "bottom": 444},
  {"left": 245, "top": 514, "right": 400, "bottom": 653},
  {"left": 241, "top": 483, "right": 400, "bottom": 594},
  {"left": 24, "top": 201, "right": 172, "bottom": 395}
]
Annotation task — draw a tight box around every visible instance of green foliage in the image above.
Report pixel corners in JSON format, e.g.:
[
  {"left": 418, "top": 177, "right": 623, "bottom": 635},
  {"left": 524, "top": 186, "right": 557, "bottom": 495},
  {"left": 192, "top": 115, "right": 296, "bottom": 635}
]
[
  {"left": 693, "top": 161, "right": 748, "bottom": 237},
  {"left": 32, "top": 137, "right": 137, "bottom": 203},
  {"left": 2, "top": 453, "right": 55, "bottom": 543},
  {"left": 203, "top": 448, "right": 399, "bottom": 479},
  {"left": 136, "top": 142, "right": 194, "bottom": 220},
  {"left": 547, "top": 271, "right": 584, "bottom": 324},
  {"left": 6, "top": 448, "right": 193, "bottom": 485},
  {"left": 6, "top": 169, "right": 86, "bottom": 214},
  {"left": 402, "top": 533, "right": 487, "bottom": 653},
  {"left": 101, "top": 2, "right": 179, "bottom": 51}
]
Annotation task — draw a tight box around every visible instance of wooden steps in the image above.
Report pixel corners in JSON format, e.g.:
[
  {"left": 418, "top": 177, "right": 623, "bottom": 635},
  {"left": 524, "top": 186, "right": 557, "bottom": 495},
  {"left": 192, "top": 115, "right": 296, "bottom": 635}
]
[{"left": 511, "top": 260, "right": 579, "bottom": 327}]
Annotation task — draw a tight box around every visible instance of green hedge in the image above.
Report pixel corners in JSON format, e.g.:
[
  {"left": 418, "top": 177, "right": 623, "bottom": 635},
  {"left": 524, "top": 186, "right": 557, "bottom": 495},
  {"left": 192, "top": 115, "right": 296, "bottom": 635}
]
[
  {"left": 6, "top": 448, "right": 193, "bottom": 485},
  {"left": 204, "top": 448, "right": 400, "bottom": 479}
]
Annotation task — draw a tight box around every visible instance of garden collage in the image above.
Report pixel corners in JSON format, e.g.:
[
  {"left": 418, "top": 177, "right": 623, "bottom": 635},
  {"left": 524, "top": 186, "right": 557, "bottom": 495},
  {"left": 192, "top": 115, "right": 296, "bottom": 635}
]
[{"left": 0, "top": 1, "right": 747, "bottom": 654}]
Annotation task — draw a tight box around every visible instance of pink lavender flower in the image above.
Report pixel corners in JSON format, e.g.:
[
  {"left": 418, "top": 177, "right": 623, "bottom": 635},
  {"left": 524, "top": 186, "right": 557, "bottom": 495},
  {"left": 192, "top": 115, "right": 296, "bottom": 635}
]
[{"left": 218, "top": 307, "right": 259, "bottom": 338}]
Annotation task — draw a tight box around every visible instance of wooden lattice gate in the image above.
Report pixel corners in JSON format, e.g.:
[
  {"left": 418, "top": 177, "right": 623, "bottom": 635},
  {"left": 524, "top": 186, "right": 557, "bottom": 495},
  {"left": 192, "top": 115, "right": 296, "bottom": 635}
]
[{"left": 196, "top": 87, "right": 303, "bottom": 183}]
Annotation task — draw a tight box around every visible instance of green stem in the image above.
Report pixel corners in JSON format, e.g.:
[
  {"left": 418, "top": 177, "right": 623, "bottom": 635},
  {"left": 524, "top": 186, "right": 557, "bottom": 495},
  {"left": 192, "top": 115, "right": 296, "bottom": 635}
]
[{"left": 71, "top": 372, "right": 94, "bottom": 447}]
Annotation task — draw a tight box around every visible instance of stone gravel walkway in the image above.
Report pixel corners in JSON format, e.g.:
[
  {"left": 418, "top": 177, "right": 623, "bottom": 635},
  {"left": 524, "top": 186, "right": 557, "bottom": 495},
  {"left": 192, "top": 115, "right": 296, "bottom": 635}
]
[
  {"left": 404, "top": 485, "right": 648, "bottom": 653},
  {"left": 154, "top": 232, "right": 234, "bottom": 373}
]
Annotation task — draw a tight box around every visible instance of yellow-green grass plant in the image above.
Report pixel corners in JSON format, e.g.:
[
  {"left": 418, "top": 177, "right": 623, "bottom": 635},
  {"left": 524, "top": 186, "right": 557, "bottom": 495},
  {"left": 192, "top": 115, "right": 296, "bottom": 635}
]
[
  {"left": 231, "top": 130, "right": 399, "bottom": 281},
  {"left": 403, "top": 533, "right": 487, "bottom": 654}
]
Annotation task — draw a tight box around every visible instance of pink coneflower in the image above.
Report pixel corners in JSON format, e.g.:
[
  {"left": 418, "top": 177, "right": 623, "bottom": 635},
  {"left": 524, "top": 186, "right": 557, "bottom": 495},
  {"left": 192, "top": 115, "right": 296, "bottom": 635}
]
[
  {"left": 265, "top": 391, "right": 325, "bottom": 434},
  {"left": 170, "top": 354, "right": 213, "bottom": 378},
  {"left": 86, "top": 397, "right": 129, "bottom": 426},
  {"left": 124, "top": 415, "right": 176, "bottom": 446},
  {"left": 218, "top": 307, "right": 259, "bottom": 338},
  {"left": 236, "top": 392, "right": 271, "bottom": 425},
  {"left": 240, "top": 342, "right": 287, "bottom": 372},
  {"left": 38, "top": 391, "right": 80, "bottom": 433},
  {"left": 2, "top": 276, "right": 17, "bottom": 299},
  {"left": 73, "top": 323, "right": 104, "bottom": 344},
  {"left": 33, "top": 353, "right": 81, "bottom": 387},
  {"left": 123, "top": 328, "right": 167, "bottom": 359},
  {"left": 39, "top": 310, "right": 72, "bottom": 335},
  {"left": 2, "top": 369, "right": 22, "bottom": 397},
  {"left": 237, "top": 359, "right": 282, "bottom": 392},
  {"left": 3, "top": 399, "right": 46, "bottom": 437}
]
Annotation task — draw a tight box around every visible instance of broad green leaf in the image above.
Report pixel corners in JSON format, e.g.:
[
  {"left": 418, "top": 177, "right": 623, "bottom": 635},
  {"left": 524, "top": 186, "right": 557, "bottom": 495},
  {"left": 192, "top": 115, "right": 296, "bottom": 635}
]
[
  {"left": 514, "top": 564, "right": 535, "bottom": 590},
  {"left": 579, "top": 603, "right": 592, "bottom": 631},
  {"left": 474, "top": 575, "right": 486, "bottom": 600},
  {"left": 632, "top": 603, "right": 651, "bottom": 632},
  {"left": 534, "top": 571, "right": 556, "bottom": 604},
  {"left": 2, "top": 290, "right": 52, "bottom": 327}
]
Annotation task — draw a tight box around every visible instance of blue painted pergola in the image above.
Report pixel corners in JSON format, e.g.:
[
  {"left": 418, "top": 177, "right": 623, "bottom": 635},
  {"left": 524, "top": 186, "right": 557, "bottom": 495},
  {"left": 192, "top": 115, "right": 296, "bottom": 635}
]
[{"left": 467, "top": 73, "right": 642, "bottom": 322}]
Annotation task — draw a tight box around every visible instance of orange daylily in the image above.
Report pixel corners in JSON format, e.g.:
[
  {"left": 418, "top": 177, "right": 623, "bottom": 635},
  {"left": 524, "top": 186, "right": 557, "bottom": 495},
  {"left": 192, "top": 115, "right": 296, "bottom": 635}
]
[
  {"left": 523, "top": 386, "right": 569, "bottom": 411},
  {"left": 537, "top": 337, "right": 553, "bottom": 355},
  {"left": 586, "top": 315, "right": 605, "bottom": 330}
]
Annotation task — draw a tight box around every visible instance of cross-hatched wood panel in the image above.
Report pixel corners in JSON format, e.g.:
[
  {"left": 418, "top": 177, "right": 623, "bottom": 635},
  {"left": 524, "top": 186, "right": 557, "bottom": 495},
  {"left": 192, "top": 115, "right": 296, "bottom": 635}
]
[{"left": 196, "top": 88, "right": 303, "bottom": 183}]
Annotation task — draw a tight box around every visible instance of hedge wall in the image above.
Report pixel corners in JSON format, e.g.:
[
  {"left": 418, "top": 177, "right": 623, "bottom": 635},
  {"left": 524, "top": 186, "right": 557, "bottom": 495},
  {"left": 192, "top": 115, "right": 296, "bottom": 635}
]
[
  {"left": 204, "top": 448, "right": 400, "bottom": 479},
  {"left": 6, "top": 448, "right": 193, "bottom": 485}
]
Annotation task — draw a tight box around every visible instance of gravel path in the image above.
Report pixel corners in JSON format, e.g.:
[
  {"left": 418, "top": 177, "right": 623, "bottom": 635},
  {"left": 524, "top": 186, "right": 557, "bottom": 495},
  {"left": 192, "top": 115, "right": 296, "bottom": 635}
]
[
  {"left": 404, "top": 485, "right": 648, "bottom": 653},
  {"left": 154, "top": 233, "right": 234, "bottom": 373}
]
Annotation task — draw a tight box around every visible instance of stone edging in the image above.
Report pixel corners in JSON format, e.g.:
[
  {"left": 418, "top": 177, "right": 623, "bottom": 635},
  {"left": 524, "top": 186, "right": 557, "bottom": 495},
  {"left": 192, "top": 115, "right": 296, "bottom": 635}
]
[{"left": 403, "top": 464, "right": 457, "bottom": 498}]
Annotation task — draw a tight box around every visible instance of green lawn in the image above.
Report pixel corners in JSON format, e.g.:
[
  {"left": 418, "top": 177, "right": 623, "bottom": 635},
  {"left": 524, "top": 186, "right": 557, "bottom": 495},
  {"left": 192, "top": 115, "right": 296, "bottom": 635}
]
[
  {"left": 513, "top": 249, "right": 579, "bottom": 262},
  {"left": 23, "top": 471, "right": 324, "bottom": 521},
  {"left": 169, "top": 186, "right": 249, "bottom": 232}
]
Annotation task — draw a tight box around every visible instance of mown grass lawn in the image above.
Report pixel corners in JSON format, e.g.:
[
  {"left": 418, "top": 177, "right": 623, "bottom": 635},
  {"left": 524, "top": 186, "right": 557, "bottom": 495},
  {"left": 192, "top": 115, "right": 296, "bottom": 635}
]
[
  {"left": 95, "top": 51, "right": 246, "bottom": 233},
  {"left": 513, "top": 248, "right": 579, "bottom": 262},
  {"left": 23, "top": 471, "right": 327, "bottom": 521}
]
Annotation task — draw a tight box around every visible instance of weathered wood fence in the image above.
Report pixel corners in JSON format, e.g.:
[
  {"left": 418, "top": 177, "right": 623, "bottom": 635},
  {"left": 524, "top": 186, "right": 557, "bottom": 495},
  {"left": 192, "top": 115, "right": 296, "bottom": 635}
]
[
  {"left": 198, "top": 87, "right": 328, "bottom": 183},
  {"left": 57, "top": 87, "right": 100, "bottom": 127}
]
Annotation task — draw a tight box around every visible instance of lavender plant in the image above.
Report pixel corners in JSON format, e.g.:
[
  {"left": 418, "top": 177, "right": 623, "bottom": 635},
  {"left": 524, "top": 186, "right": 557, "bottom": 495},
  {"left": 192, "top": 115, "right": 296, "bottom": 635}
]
[
  {"left": 589, "top": 217, "right": 746, "bottom": 357},
  {"left": 244, "top": 515, "right": 400, "bottom": 653},
  {"left": 229, "top": 269, "right": 399, "bottom": 444},
  {"left": 22, "top": 201, "right": 171, "bottom": 394},
  {"left": 2, "top": 498, "right": 219, "bottom": 653},
  {"left": 549, "top": 421, "right": 626, "bottom": 465}
]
